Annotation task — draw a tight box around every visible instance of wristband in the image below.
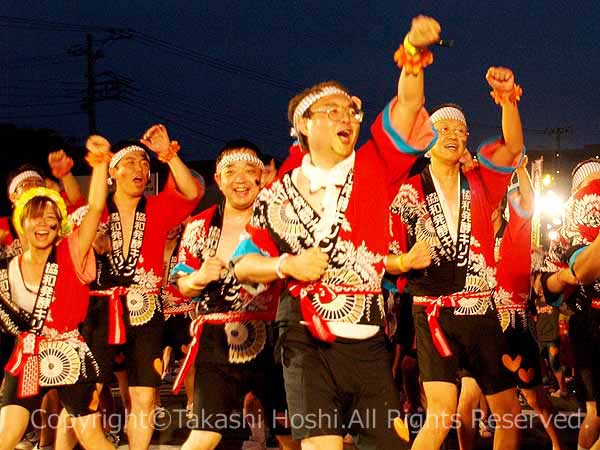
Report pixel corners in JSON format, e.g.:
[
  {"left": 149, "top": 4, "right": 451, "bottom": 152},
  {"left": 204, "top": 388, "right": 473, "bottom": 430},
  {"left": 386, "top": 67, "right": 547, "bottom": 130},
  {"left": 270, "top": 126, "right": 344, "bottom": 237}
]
[{"left": 276, "top": 253, "right": 290, "bottom": 279}]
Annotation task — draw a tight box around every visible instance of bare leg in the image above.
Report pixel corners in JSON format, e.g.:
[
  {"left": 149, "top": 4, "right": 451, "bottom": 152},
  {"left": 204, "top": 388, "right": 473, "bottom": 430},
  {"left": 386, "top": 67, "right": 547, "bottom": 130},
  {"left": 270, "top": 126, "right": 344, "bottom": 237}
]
[
  {"left": 301, "top": 435, "right": 343, "bottom": 450},
  {"left": 127, "top": 386, "right": 156, "bottom": 450},
  {"left": 411, "top": 381, "right": 458, "bottom": 450},
  {"left": 181, "top": 429, "right": 222, "bottom": 450},
  {"left": 70, "top": 413, "right": 115, "bottom": 450},
  {"left": 55, "top": 408, "right": 78, "bottom": 450},
  {"left": 39, "top": 389, "right": 60, "bottom": 447},
  {"left": 457, "top": 377, "right": 482, "bottom": 450},
  {"left": 0, "top": 405, "right": 31, "bottom": 450},
  {"left": 521, "top": 385, "right": 565, "bottom": 450},
  {"left": 485, "top": 387, "right": 521, "bottom": 450},
  {"left": 579, "top": 401, "right": 600, "bottom": 450}
]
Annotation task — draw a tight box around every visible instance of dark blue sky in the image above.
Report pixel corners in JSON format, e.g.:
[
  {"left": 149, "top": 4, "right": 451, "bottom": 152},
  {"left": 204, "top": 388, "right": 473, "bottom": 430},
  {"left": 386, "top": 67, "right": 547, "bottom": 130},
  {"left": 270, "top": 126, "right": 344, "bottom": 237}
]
[{"left": 1, "top": 0, "right": 599, "bottom": 161}]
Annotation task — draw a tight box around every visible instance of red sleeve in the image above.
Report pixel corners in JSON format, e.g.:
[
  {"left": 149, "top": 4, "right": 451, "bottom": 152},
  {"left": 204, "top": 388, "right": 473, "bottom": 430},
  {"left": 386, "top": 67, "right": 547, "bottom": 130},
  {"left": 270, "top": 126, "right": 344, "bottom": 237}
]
[
  {"left": 154, "top": 174, "right": 202, "bottom": 231},
  {"left": 367, "top": 100, "right": 437, "bottom": 192},
  {"left": 0, "top": 216, "right": 14, "bottom": 245},
  {"left": 476, "top": 138, "right": 522, "bottom": 208},
  {"left": 499, "top": 202, "right": 532, "bottom": 281}
]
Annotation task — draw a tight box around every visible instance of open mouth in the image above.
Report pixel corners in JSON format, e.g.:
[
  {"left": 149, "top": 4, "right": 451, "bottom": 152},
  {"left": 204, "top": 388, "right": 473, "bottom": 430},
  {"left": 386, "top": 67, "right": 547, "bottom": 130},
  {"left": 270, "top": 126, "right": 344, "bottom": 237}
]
[
  {"left": 444, "top": 143, "right": 459, "bottom": 152},
  {"left": 34, "top": 230, "right": 50, "bottom": 240},
  {"left": 337, "top": 129, "right": 352, "bottom": 144}
]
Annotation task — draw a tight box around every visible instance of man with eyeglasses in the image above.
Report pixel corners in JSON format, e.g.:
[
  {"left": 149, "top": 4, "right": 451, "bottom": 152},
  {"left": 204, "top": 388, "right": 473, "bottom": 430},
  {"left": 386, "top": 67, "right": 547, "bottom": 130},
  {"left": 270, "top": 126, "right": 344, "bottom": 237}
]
[
  {"left": 388, "top": 69, "right": 525, "bottom": 450},
  {"left": 233, "top": 15, "right": 440, "bottom": 450}
]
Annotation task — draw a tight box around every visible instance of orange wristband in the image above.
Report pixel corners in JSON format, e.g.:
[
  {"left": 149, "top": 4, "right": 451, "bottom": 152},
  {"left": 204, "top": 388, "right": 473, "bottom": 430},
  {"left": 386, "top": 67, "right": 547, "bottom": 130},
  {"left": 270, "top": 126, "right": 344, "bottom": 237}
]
[
  {"left": 158, "top": 140, "right": 181, "bottom": 163},
  {"left": 393, "top": 45, "right": 433, "bottom": 75},
  {"left": 85, "top": 151, "right": 112, "bottom": 167},
  {"left": 490, "top": 84, "right": 523, "bottom": 106}
]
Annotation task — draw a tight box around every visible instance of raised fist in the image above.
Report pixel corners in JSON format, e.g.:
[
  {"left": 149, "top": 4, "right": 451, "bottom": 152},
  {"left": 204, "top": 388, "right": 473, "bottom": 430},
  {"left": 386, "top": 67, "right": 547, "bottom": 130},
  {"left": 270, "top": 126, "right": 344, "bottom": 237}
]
[
  {"left": 486, "top": 67, "right": 515, "bottom": 93},
  {"left": 86, "top": 135, "right": 111, "bottom": 155},
  {"left": 48, "top": 149, "right": 74, "bottom": 179},
  {"left": 141, "top": 124, "right": 171, "bottom": 155},
  {"left": 407, "top": 15, "right": 441, "bottom": 49}
]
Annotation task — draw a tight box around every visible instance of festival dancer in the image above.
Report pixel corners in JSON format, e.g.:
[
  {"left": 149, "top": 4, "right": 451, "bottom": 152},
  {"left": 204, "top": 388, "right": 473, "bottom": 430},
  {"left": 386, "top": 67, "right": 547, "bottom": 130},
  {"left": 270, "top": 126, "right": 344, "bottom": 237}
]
[
  {"left": 0, "top": 135, "right": 114, "bottom": 450},
  {"left": 388, "top": 66, "right": 525, "bottom": 450},
  {"left": 77, "top": 124, "right": 202, "bottom": 450},
  {"left": 455, "top": 157, "right": 565, "bottom": 450},
  {"left": 233, "top": 15, "right": 440, "bottom": 450},
  {"left": 541, "top": 158, "right": 600, "bottom": 450},
  {"left": 173, "top": 140, "right": 283, "bottom": 450}
]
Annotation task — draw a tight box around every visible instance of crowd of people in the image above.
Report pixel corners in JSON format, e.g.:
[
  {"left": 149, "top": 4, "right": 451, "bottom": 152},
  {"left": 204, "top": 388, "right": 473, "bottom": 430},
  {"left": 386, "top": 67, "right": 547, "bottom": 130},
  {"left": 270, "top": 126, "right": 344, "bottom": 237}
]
[{"left": 0, "top": 14, "right": 599, "bottom": 450}]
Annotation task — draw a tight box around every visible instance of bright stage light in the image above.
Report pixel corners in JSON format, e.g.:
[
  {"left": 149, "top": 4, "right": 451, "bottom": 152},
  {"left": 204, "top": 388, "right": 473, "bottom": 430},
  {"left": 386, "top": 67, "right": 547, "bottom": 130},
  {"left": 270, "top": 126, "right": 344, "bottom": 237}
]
[{"left": 543, "top": 174, "right": 552, "bottom": 187}]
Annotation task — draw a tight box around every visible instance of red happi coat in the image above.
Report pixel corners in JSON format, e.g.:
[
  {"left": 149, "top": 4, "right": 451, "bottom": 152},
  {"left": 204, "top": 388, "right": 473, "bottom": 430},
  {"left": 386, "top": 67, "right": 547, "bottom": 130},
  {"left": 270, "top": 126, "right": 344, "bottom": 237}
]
[
  {"left": 0, "top": 232, "right": 99, "bottom": 397},
  {"left": 493, "top": 202, "right": 533, "bottom": 332},
  {"left": 245, "top": 102, "right": 437, "bottom": 332}
]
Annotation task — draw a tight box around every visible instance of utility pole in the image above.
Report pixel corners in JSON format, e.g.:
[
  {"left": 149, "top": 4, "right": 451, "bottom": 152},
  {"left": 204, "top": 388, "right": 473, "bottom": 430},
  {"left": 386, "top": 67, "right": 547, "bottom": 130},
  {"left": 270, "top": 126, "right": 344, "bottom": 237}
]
[{"left": 86, "top": 33, "right": 96, "bottom": 135}]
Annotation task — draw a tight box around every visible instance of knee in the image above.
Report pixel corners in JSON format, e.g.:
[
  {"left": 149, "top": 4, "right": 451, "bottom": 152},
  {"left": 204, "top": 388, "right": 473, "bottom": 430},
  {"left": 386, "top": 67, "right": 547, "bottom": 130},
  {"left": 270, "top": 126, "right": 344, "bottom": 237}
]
[
  {"left": 129, "top": 388, "right": 155, "bottom": 411},
  {"left": 182, "top": 430, "right": 222, "bottom": 450}
]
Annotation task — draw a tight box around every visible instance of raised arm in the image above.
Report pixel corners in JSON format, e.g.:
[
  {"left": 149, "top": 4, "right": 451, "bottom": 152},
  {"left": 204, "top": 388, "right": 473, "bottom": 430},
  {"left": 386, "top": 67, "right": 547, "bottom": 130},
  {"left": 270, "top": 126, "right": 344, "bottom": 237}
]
[
  {"left": 390, "top": 15, "right": 440, "bottom": 138},
  {"left": 509, "top": 156, "right": 534, "bottom": 215},
  {"left": 77, "top": 135, "right": 110, "bottom": 258},
  {"left": 142, "top": 124, "right": 202, "bottom": 201},
  {"left": 48, "top": 150, "right": 83, "bottom": 206},
  {"left": 483, "top": 67, "right": 525, "bottom": 167}
]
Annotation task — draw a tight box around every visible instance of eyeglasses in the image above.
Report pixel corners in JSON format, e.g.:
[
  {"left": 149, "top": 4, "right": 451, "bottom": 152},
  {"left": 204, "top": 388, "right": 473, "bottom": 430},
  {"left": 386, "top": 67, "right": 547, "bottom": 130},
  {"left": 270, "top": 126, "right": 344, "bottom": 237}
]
[
  {"left": 309, "top": 106, "right": 364, "bottom": 123},
  {"left": 436, "top": 126, "right": 469, "bottom": 138}
]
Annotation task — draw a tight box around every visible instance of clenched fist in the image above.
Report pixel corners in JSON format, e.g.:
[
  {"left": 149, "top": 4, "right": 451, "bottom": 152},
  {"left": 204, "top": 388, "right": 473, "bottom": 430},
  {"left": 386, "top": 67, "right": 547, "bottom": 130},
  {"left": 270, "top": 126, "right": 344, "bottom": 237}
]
[
  {"left": 141, "top": 124, "right": 171, "bottom": 155},
  {"left": 48, "top": 149, "right": 74, "bottom": 179},
  {"left": 486, "top": 67, "right": 516, "bottom": 94},
  {"left": 190, "top": 257, "right": 226, "bottom": 288},
  {"left": 281, "top": 247, "right": 329, "bottom": 282},
  {"left": 407, "top": 15, "right": 441, "bottom": 49},
  {"left": 86, "top": 135, "right": 111, "bottom": 155},
  {"left": 404, "top": 241, "right": 432, "bottom": 270}
]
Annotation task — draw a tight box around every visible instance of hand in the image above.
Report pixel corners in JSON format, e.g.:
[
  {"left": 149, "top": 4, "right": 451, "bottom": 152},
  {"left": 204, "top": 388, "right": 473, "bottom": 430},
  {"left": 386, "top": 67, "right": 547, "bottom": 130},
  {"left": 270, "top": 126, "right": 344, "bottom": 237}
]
[
  {"left": 0, "top": 229, "right": 10, "bottom": 246},
  {"left": 48, "top": 149, "right": 74, "bottom": 179},
  {"left": 281, "top": 247, "right": 329, "bottom": 282},
  {"left": 92, "top": 232, "right": 111, "bottom": 255},
  {"left": 405, "top": 241, "right": 432, "bottom": 270},
  {"left": 486, "top": 67, "right": 515, "bottom": 93},
  {"left": 141, "top": 124, "right": 171, "bottom": 155},
  {"left": 460, "top": 150, "right": 478, "bottom": 172},
  {"left": 86, "top": 135, "right": 111, "bottom": 154},
  {"left": 191, "top": 257, "right": 226, "bottom": 287},
  {"left": 407, "top": 15, "right": 441, "bottom": 49}
]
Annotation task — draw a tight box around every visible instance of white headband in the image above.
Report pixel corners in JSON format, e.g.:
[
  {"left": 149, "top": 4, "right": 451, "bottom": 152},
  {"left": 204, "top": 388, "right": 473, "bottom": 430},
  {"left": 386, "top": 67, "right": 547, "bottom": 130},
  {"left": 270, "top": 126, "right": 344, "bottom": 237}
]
[
  {"left": 572, "top": 160, "right": 600, "bottom": 193},
  {"left": 109, "top": 145, "right": 149, "bottom": 169},
  {"left": 8, "top": 170, "right": 44, "bottom": 195},
  {"left": 430, "top": 107, "right": 467, "bottom": 127},
  {"left": 216, "top": 150, "right": 264, "bottom": 174},
  {"left": 291, "top": 86, "right": 352, "bottom": 137}
]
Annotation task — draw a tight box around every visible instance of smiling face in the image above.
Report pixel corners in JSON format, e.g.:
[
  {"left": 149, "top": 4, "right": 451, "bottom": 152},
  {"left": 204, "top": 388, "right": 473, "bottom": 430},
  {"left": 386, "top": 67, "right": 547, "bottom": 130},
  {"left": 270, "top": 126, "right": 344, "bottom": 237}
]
[
  {"left": 110, "top": 152, "right": 150, "bottom": 198},
  {"left": 21, "top": 198, "right": 61, "bottom": 250},
  {"left": 298, "top": 94, "right": 361, "bottom": 168},
  {"left": 215, "top": 149, "right": 262, "bottom": 211},
  {"left": 430, "top": 118, "right": 469, "bottom": 166}
]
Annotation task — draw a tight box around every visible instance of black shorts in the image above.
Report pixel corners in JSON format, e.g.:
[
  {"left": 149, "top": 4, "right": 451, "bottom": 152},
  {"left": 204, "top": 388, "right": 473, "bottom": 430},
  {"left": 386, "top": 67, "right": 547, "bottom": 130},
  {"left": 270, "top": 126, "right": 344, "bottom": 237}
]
[
  {"left": 82, "top": 296, "right": 164, "bottom": 387},
  {"left": 0, "top": 333, "right": 15, "bottom": 379},
  {"left": 278, "top": 325, "right": 405, "bottom": 450},
  {"left": 163, "top": 315, "right": 192, "bottom": 361},
  {"left": 503, "top": 327, "right": 543, "bottom": 389},
  {"left": 413, "top": 305, "right": 515, "bottom": 395},
  {"left": 0, "top": 373, "right": 97, "bottom": 417},
  {"left": 569, "top": 311, "right": 600, "bottom": 403},
  {"left": 191, "top": 349, "right": 280, "bottom": 434}
]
